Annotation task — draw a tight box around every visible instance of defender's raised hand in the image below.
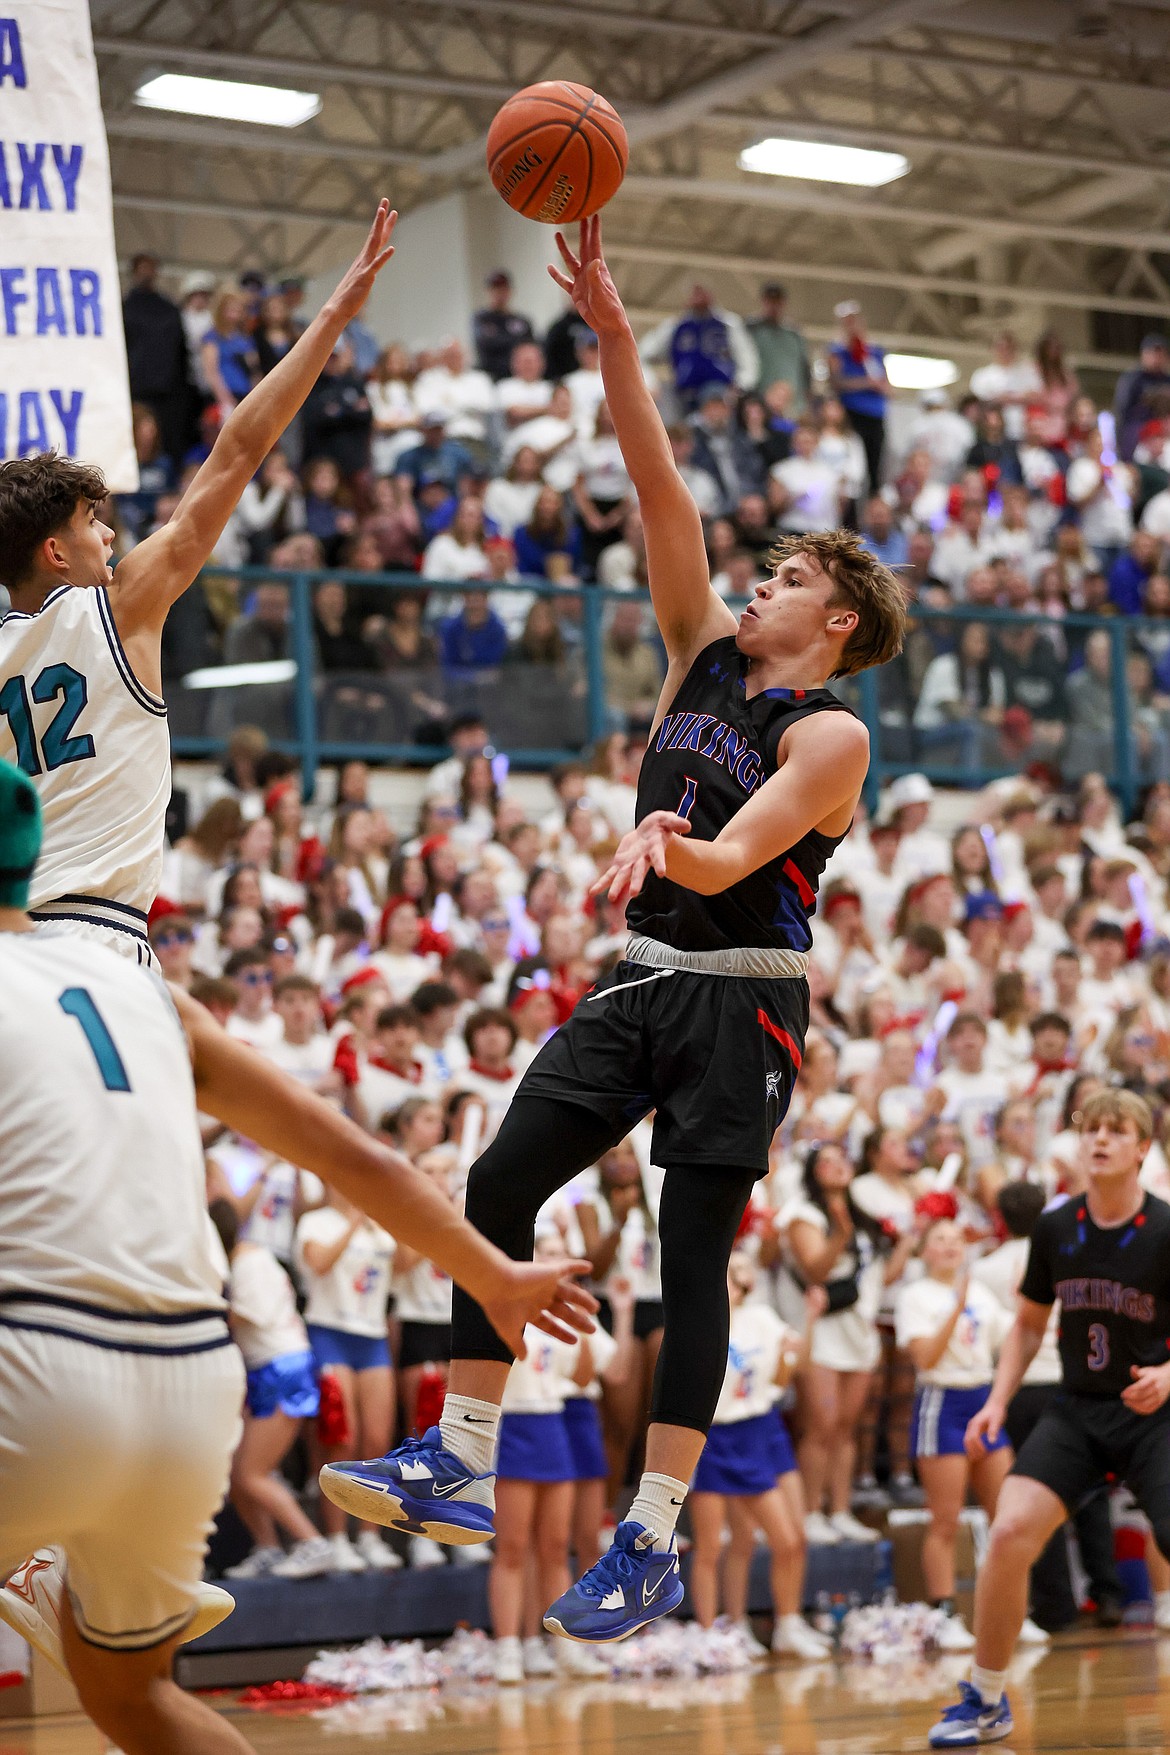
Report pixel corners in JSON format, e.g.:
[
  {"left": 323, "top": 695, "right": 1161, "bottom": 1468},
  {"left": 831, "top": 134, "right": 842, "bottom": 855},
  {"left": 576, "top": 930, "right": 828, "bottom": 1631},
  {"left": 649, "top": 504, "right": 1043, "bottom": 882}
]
[
  {"left": 548, "top": 214, "right": 628, "bottom": 336},
  {"left": 327, "top": 200, "right": 399, "bottom": 324},
  {"left": 481, "top": 1257, "right": 599, "bottom": 1358}
]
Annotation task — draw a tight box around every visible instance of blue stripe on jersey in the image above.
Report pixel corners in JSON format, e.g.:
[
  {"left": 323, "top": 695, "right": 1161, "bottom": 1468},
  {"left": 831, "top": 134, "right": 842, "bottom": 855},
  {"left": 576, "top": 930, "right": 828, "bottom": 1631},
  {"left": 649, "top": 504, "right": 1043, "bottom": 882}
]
[
  {"left": 54, "top": 893, "right": 147, "bottom": 922},
  {"left": 95, "top": 589, "right": 168, "bottom": 717},
  {"left": 0, "top": 1314, "right": 232, "bottom": 1357},
  {"left": 0, "top": 1292, "right": 226, "bottom": 1324},
  {"left": 29, "top": 907, "right": 148, "bottom": 942},
  {"left": 0, "top": 585, "right": 72, "bottom": 625}
]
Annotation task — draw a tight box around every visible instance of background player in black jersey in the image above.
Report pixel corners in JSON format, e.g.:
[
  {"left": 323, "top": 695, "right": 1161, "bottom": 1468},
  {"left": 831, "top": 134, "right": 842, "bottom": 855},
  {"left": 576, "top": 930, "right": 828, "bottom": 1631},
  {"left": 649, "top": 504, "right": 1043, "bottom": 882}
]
[
  {"left": 321, "top": 216, "right": 906, "bottom": 1645},
  {"left": 930, "top": 1089, "right": 1170, "bottom": 1748}
]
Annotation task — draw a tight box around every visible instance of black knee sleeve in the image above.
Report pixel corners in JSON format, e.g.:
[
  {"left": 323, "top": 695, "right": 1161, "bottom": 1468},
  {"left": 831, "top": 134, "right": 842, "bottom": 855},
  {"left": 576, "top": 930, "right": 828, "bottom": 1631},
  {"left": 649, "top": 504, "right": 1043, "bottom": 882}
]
[
  {"left": 649, "top": 1159, "right": 757, "bottom": 1434},
  {"left": 451, "top": 1096, "right": 621, "bottom": 1363}
]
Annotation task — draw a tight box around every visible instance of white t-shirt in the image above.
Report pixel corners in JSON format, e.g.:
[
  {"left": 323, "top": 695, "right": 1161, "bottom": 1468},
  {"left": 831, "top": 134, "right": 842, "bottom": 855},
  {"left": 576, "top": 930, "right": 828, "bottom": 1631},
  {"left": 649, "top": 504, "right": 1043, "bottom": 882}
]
[
  {"left": 238, "top": 1161, "right": 322, "bottom": 1263},
  {"left": 357, "top": 1058, "right": 437, "bottom": 1126},
  {"left": 295, "top": 1207, "right": 395, "bottom": 1338},
  {"left": 264, "top": 1033, "right": 335, "bottom": 1087},
  {"left": 770, "top": 456, "right": 840, "bottom": 531},
  {"left": 971, "top": 1237, "right": 1061, "bottom": 1386},
  {"left": 895, "top": 1275, "right": 1011, "bottom": 1388},
  {"left": 780, "top": 1196, "right": 882, "bottom": 1373},
  {"left": 934, "top": 1066, "right": 1004, "bottom": 1166},
  {"left": 713, "top": 1303, "right": 799, "bottom": 1425},
  {"left": 227, "top": 1009, "right": 285, "bottom": 1051},
  {"left": 968, "top": 358, "right": 1043, "bottom": 438},
  {"left": 229, "top": 1243, "right": 309, "bottom": 1370},
  {"left": 392, "top": 1253, "right": 453, "bottom": 1325},
  {"left": 591, "top": 1196, "right": 662, "bottom": 1302}
]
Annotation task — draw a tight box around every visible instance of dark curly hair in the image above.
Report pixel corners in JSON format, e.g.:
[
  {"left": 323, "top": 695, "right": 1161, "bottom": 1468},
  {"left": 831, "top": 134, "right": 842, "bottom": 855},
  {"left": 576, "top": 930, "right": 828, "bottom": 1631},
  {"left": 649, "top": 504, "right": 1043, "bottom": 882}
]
[{"left": 0, "top": 452, "right": 108, "bottom": 587}]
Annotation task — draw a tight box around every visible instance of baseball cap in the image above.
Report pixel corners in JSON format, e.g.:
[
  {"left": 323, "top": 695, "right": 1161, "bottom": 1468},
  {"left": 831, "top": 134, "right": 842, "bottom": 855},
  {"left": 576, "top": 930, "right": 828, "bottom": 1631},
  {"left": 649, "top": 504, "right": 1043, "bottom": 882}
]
[
  {"left": 964, "top": 890, "right": 1004, "bottom": 924},
  {"left": 761, "top": 281, "right": 787, "bottom": 299},
  {"left": 486, "top": 269, "right": 512, "bottom": 288},
  {"left": 179, "top": 270, "right": 216, "bottom": 299},
  {"left": 1142, "top": 333, "right": 1170, "bottom": 352},
  {"left": 834, "top": 299, "right": 861, "bottom": 320},
  {"left": 887, "top": 773, "right": 934, "bottom": 810},
  {"left": 420, "top": 409, "right": 449, "bottom": 428}
]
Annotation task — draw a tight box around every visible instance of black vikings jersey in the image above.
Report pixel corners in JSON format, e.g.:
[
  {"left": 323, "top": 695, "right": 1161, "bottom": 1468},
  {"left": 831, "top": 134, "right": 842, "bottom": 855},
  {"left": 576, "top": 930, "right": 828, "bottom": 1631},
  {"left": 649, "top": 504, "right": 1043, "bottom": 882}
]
[
  {"left": 1020, "top": 1192, "right": 1170, "bottom": 1397},
  {"left": 626, "top": 636, "right": 858, "bottom": 954}
]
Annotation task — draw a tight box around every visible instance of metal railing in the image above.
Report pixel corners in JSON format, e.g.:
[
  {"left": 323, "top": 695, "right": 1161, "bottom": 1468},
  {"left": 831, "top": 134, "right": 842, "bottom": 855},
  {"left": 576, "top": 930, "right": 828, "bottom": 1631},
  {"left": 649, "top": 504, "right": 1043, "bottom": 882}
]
[{"left": 168, "top": 569, "right": 1153, "bottom": 810}]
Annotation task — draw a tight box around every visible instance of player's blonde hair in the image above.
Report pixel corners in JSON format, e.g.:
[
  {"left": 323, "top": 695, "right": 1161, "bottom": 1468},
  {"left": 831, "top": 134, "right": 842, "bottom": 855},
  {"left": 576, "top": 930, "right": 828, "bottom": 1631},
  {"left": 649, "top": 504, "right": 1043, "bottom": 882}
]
[
  {"left": 766, "top": 529, "right": 907, "bottom": 678},
  {"left": 1078, "top": 1088, "right": 1154, "bottom": 1143}
]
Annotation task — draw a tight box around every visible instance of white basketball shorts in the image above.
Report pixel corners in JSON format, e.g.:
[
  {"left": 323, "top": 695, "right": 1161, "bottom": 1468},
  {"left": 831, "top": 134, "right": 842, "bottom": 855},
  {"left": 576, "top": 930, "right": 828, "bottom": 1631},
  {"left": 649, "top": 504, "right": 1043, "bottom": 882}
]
[
  {"left": 31, "top": 915, "right": 157, "bottom": 970},
  {"left": 0, "top": 1329, "right": 243, "bottom": 1650}
]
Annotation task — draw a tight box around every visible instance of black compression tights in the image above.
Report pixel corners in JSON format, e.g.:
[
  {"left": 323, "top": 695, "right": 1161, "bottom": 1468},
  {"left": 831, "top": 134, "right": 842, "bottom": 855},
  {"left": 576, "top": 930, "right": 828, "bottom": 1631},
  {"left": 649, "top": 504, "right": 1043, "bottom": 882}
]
[{"left": 452, "top": 1096, "right": 758, "bottom": 1434}]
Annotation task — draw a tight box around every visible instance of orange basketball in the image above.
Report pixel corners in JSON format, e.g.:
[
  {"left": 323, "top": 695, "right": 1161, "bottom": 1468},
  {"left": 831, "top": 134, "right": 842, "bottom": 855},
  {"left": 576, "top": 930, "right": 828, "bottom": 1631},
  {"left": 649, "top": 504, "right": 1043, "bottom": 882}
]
[{"left": 486, "top": 81, "right": 628, "bottom": 225}]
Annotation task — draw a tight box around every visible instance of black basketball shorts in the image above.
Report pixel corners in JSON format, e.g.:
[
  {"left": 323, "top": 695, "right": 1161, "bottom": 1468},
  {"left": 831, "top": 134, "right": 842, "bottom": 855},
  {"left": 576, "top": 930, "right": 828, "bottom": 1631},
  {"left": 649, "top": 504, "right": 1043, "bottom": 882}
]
[
  {"left": 518, "top": 959, "right": 809, "bottom": 1172},
  {"left": 1012, "top": 1391, "right": 1170, "bottom": 1525}
]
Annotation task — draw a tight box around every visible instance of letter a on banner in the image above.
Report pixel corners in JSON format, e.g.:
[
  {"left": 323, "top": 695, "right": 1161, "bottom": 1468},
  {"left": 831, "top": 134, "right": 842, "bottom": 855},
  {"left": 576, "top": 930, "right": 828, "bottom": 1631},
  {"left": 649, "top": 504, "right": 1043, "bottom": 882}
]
[{"left": 0, "top": 3, "right": 137, "bottom": 487}]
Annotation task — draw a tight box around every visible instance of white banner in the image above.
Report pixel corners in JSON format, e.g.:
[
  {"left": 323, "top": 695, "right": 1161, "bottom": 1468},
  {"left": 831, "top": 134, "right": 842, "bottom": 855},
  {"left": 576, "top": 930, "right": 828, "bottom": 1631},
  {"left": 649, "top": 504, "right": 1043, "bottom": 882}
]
[{"left": 0, "top": 2, "right": 138, "bottom": 488}]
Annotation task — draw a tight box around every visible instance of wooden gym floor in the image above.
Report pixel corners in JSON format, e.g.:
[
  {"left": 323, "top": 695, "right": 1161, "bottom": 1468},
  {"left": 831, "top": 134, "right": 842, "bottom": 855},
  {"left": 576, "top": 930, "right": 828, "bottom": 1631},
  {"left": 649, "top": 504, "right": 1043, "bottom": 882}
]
[{"left": 5, "top": 1630, "right": 1170, "bottom": 1753}]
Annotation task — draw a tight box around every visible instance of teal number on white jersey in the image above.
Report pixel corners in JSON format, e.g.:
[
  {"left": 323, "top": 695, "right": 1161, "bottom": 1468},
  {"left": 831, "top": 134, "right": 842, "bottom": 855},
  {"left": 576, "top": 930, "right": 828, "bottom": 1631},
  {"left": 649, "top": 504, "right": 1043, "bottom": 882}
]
[{"left": 0, "top": 587, "right": 169, "bottom": 914}]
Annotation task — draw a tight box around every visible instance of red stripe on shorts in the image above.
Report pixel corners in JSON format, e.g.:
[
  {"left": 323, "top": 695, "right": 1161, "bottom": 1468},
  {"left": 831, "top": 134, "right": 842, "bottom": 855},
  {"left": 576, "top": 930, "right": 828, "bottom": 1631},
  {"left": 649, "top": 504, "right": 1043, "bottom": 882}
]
[
  {"left": 757, "top": 1009, "right": 803, "bottom": 1070},
  {"left": 782, "top": 857, "right": 815, "bottom": 909}
]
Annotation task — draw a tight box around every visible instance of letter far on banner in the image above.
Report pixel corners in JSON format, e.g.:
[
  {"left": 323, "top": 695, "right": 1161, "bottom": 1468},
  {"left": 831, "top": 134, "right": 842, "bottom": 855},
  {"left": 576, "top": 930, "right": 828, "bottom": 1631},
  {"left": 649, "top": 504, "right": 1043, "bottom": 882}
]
[{"left": 0, "top": 2, "right": 138, "bottom": 489}]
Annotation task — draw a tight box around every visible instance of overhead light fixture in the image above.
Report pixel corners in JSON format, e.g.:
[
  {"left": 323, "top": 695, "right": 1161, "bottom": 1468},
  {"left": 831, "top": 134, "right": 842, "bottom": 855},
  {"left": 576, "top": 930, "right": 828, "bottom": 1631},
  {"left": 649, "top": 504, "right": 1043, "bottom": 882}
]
[
  {"left": 884, "top": 353, "right": 960, "bottom": 391},
  {"left": 134, "top": 73, "right": 321, "bottom": 128},
  {"left": 738, "top": 137, "right": 908, "bottom": 187}
]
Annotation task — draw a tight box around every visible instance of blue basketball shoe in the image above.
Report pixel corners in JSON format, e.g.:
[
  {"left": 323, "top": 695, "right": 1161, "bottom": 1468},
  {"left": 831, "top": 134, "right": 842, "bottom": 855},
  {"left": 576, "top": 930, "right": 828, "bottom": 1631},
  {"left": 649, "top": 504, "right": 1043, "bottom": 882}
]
[
  {"left": 929, "top": 1682, "right": 1013, "bottom": 1747},
  {"left": 319, "top": 1428, "right": 495, "bottom": 1544},
  {"left": 542, "top": 1521, "right": 684, "bottom": 1643}
]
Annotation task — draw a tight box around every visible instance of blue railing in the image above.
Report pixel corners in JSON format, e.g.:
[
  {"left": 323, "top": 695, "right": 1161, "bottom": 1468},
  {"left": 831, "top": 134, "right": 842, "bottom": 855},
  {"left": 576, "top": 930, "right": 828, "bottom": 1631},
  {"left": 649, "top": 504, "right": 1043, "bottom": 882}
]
[{"left": 169, "top": 570, "right": 1148, "bottom": 809}]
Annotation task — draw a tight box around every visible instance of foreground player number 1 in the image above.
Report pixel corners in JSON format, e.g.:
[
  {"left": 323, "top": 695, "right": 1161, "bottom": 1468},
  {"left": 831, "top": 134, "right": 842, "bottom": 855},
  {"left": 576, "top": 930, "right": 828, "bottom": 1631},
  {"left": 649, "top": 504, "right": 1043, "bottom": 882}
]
[
  {"left": 58, "top": 988, "right": 132, "bottom": 1092},
  {"left": 1087, "top": 1323, "right": 1109, "bottom": 1373}
]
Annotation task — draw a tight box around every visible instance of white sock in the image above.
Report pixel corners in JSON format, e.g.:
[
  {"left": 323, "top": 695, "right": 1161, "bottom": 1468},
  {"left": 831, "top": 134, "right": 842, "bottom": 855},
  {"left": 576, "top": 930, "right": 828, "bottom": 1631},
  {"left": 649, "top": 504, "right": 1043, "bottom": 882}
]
[
  {"left": 970, "top": 1664, "right": 1008, "bottom": 1708},
  {"left": 627, "top": 1473, "right": 688, "bottom": 1549},
  {"left": 439, "top": 1395, "right": 500, "bottom": 1477},
  {"left": 1157, "top": 1590, "right": 1170, "bottom": 1614}
]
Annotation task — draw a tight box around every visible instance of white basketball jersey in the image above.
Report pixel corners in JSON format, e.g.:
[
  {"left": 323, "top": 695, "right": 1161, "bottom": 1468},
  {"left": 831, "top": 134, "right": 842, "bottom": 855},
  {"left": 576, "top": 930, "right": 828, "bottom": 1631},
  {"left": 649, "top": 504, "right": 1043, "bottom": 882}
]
[
  {"left": 0, "top": 932, "right": 226, "bottom": 1353},
  {"left": 0, "top": 585, "right": 170, "bottom": 934}
]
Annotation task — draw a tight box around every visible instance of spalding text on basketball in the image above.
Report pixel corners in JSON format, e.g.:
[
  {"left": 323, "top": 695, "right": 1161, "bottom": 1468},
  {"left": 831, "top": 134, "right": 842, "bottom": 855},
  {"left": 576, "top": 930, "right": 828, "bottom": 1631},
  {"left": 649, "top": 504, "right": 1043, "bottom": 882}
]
[{"left": 498, "top": 146, "right": 544, "bottom": 196}]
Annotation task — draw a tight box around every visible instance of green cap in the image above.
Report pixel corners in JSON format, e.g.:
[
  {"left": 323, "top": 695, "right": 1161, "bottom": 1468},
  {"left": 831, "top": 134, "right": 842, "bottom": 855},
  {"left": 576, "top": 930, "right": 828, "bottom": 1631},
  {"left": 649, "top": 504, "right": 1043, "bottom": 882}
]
[{"left": 0, "top": 759, "right": 41, "bottom": 908}]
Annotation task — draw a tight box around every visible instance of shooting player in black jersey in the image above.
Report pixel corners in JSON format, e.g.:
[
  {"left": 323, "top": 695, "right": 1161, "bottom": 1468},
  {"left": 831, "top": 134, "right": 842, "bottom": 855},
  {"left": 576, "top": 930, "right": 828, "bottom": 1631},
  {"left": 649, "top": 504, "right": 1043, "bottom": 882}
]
[
  {"left": 930, "top": 1088, "right": 1170, "bottom": 1747},
  {"left": 322, "top": 216, "right": 907, "bottom": 1645}
]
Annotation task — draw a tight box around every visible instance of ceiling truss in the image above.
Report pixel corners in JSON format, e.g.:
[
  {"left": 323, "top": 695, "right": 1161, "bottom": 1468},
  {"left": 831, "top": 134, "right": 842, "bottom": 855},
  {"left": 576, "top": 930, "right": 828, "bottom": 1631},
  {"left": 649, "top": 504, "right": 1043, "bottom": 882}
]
[{"left": 97, "top": 0, "right": 1170, "bottom": 366}]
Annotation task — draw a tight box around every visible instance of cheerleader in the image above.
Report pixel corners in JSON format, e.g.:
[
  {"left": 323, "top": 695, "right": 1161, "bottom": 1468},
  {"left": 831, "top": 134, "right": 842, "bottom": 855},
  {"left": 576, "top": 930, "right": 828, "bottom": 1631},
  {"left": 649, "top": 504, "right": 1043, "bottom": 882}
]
[
  {"left": 578, "top": 1138, "right": 663, "bottom": 1498},
  {"left": 894, "top": 1217, "right": 1014, "bottom": 1650},
  {"left": 689, "top": 1254, "right": 832, "bottom": 1661},
  {"left": 210, "top": 1203, "right": 337, "bottom": 1581},
  {"left": 294, "top": 1192, "right": 398, "bottom": 1573},
  {"left": 491, "top": 1287, "right": 622, "bottom": 1684},
  {"left": 561, "top": 1273, "right": 635, "bottom": 1575},
  {"left": 783, "top": 1143, "right": 916, "bottom": 1543}
]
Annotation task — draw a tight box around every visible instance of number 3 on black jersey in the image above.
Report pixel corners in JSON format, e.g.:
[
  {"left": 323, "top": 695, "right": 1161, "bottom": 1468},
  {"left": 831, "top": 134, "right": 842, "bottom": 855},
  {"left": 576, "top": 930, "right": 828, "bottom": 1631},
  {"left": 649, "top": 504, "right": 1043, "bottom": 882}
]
[
  {"left": 1087, "top": 1323, "right": 1109, "bottom": 1373},
  {"left": 0, "top": 664, "right": 95, "bottom": 775}
]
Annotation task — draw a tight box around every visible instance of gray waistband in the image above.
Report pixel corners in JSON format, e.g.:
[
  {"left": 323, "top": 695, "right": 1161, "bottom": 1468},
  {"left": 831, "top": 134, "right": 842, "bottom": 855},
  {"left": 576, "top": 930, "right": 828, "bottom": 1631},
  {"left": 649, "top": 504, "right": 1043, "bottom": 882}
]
[{"left": 624, "top": 933, "right": 809, "bottom": 980}]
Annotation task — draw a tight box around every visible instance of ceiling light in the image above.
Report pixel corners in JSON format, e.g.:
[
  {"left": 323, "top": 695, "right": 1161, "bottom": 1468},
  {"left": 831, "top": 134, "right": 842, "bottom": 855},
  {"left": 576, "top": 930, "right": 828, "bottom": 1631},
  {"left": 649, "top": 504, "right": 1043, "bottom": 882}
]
[
  {"left": 738, "top": 137, "right": 909, "bottom": 187},
  {"left": 884, "top": 353, "right": 959, "bottom": 391},
  {"left": 134, "top": 73, "right": 321, "bottom": 128}
]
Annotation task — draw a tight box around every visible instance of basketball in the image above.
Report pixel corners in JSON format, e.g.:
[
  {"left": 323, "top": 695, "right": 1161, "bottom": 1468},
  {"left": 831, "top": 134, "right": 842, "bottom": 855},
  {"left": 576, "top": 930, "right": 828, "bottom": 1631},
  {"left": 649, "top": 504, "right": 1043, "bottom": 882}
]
[{"left": 486, "top": 81, "right": 628, "bottom": 225}]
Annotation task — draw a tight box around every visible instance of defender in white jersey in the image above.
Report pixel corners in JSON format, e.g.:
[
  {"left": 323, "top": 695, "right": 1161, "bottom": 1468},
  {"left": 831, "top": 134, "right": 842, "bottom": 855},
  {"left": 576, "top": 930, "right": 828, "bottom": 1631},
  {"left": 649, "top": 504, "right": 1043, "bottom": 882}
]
[
  {"left": 0, "top": 201, "right": 400, "bottom": 963},
  {"left": 0, "top": 759, "right": 595, "bottom": 1754}
]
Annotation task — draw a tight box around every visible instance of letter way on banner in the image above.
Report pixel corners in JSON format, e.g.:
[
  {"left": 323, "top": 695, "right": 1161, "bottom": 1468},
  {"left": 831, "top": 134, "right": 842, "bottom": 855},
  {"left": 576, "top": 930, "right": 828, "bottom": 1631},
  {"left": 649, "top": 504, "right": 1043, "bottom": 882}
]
[{"left": 0, "top": 2, "right": 137, "bottom": 487}]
